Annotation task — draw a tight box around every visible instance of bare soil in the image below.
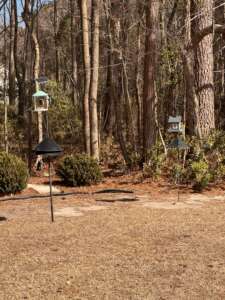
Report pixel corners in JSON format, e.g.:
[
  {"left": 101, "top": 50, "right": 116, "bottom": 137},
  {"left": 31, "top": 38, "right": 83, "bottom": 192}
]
[{"left": 1, "top": 174, "right": 225, "bottom": 299}]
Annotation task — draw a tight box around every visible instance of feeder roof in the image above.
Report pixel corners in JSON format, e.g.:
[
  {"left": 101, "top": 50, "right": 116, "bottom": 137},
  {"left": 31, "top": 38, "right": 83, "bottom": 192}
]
[
  {"left": 36, "top": 76, "right": 48, "bottom": 84},
  {"left": 35, "top": 138, "right": 62, "bottom": 156},
  {"left": 32, "top": 90, "right": 48, "bottom": 98},
  {"left": 168, "top": 138, "right": 189, "bottom": 150},
  {"left": 168, "top": 116, "right": 182, "bottom": 123}
]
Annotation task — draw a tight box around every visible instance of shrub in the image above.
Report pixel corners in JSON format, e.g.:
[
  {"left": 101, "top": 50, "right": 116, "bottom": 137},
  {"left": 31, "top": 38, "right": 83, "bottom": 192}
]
[
  {"left": 190, "top": 160, "right": 211, "bottom": 192},
  {"left": 211, "top": 163, "right": 225, "bottom": 183},
  {"left": 143, "top": 145, "right": 165, "bottom": 179},
  {"left": 57, "top": 154, "right": 102, "bottom": 186},
  {"left": 168, "top": 162, "right": 186, "bottom": 184},
  {"left": 0, "top": 152, "right": 28, "bottom": 194}
]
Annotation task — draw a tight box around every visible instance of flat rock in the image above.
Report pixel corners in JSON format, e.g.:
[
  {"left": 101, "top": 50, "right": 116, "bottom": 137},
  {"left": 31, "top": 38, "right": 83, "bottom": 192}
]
[
  {"left": 78, "top": 205, "right": 107, "bottom": 211},
  {"left": 27, "top": 184, "right": 61, "bottom": 194},
  {"left": 55, "top": 207, "right": 83, "bottom": 217},
  {"left": 142, "top": 201, "right": 197, "bottom": 210}
]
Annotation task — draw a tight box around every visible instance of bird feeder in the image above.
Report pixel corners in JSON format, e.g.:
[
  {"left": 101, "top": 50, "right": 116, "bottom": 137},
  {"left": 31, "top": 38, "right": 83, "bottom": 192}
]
[
  {"left": 168, "top": 116, "right": 183, "bottom": 133},
  {"left": 35, "top": 138, "right": 63, "bottom": 222},
  {"left": 32, "top": 90, "right": 49, "bottom": 112}
]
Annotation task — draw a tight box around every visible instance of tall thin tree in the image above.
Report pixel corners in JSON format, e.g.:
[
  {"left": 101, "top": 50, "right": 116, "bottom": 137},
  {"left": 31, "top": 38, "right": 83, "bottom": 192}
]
[
  {"left": 142, "top": 0, "right": 159, "bottom": 160},
  {"left": 90, "top": 0, "right": 100, "bottom": 159}
]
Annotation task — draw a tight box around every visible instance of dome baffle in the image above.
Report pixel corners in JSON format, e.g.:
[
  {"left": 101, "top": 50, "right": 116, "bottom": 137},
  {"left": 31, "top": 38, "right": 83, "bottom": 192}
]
[
  {"left": 35, "top": 138, "right": 63, "bottom": 156},
  {"left": 34, "top": 138, "right": 63, "bottom": 223}
]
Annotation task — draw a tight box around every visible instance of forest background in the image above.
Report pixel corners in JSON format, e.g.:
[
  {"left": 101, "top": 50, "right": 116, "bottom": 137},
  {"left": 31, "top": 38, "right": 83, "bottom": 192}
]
[{"left": 1, "top": 0, "right": 225, "bottom": 189}]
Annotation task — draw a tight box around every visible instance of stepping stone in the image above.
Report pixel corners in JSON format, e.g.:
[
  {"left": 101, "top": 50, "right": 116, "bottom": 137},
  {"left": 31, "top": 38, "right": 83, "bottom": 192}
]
[
  {"left": 188, "top": 194, "right": 210, "bottom": 201},
  {"left": 55, "top": 207, "right": 83, "bottom": 217},
  {"left": 211, "top": 195, "right": 225, "bottom": 201},
  {"left": 27, "top": 184, "right": 61, "bottom": 194},
  {"left": 78, "top": 205, "right": 107, "bottom": 211},
  {"left": 142, "top": 201, "right": 195, "bottom": 210}
]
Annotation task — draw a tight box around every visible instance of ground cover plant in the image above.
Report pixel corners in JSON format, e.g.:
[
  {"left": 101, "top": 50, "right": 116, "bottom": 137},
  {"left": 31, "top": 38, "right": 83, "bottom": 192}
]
[{"left": 142, "top": 131, "right": 225, "bottom": 191}]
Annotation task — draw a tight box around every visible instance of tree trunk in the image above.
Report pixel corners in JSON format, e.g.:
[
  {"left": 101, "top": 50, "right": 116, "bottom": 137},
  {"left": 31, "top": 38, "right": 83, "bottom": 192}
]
[
  {"left": 142, "top": 0, "right": 159, "bottom": 160},
  {"left": 135, "top": 19, "right": 142, "bottom": 148},
  {"left": 111, "top": 15, "right": 131, "bottom": 166},
  {"left": 22, "top": 0, "right": 42, "bottom": 169},
  {"left": 183, "top": 0, "right": 200, "bottom": 136},
  {"left": 70, "top": 0, "right": 78, "bottom": 105},
  {"left": 192, "top": 0, "right": 215, "bottom": 137},
  {"left": 9, "top": 0, "right": 16, "bottom": 105},
  {"left": 90, "top": 0, "right": 100, "bottom": 160},
  {"left": 54, "top": 0, "right": 60, "bottom": 82},
  {"left": 102, "top": 0, "right": 114, "bottom": 142},
  {"left": 79, "top": 0, "right": 91, "bottom": 155},
  {"left": 14, "top": 0, "right": 27, "bottom": 118},
  {"left": 3, "top": 3, "right": 8, "bottom": 153}
]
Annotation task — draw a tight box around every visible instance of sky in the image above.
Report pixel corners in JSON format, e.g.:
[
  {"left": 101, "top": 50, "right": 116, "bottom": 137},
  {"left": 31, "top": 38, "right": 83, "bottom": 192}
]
[{"left": 0, "top": 0, "right": 51, "bottom": 26}]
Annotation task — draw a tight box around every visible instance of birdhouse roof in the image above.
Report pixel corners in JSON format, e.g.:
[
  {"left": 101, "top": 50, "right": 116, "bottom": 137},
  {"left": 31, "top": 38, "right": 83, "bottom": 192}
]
[
  {"left": 168, "top": 116, "right": 182, "bottom": 123},
  {"left": 32, "top": 90, "right": 48, "bottom": 98}
]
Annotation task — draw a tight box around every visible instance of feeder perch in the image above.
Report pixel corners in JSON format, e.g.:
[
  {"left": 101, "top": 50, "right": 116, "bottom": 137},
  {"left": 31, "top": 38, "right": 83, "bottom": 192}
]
[
  {"left": 32, "top": 90, "right": 49, "bottom": 112},
  {"left": 168, "top": 116, "right": 183, "bottom": 133}
]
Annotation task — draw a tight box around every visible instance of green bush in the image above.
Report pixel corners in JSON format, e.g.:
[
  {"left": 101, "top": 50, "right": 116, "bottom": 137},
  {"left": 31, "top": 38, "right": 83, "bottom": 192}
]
[
  {"left": 143, "top": 145, "right": 165, "bottom": 179},
  {"left": 190, "top": 160, "right": 211, "bottom": 192},
  {"left": 57, "top": 154, "right": 103, "bottom": 186},
  {"left": 0, "top": 152, "right": 28, "bottom": 194},
  {"left": 211, "top": 163, "right": 225, "bottom": 183},
  {"left": 168, "top": 162, "right": 186, "bottom": 184}
]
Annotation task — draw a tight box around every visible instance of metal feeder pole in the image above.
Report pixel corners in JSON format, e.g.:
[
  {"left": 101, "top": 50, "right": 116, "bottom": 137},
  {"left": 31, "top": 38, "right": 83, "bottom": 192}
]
[{"left": 48, "top": 159, "right": 54, "bottom": 222}]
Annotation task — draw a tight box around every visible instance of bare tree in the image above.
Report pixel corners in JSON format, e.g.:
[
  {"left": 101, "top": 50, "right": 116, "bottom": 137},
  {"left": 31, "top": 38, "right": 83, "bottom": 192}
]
[
  {"left": 79, "top": 0, "right": 91, "bottom": 155},
  {"left": 3, "top": 1, "right": 8, "bottom": 153},
  {"left": 22, "top": 0, "right": 43, "bottom": 169},
  {"left": 142, "top": 0, "right": 159, "bottom": 160},
  {"left": 8, "top": 0, "right": 16, "bottom": 105},
  {"left": 54, "top": 0, "right": 60, "bottom": 82},
  {"left": 90, "top": 0, "right": 100, "bottom": 159},
  {"left": 70, "top": 0, "right": 78, "bottom": 105}
]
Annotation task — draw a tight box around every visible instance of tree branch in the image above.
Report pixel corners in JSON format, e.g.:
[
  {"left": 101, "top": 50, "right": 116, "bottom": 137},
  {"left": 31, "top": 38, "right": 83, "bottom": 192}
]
[{"left": 186, "top": 24, "right": 225, "bottom": 50}]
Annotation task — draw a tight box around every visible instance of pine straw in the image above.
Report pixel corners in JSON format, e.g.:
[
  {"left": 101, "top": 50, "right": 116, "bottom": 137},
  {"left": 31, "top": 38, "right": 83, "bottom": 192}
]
[{"left": 1, "top": 187, "right": 225, "bottom": 299}]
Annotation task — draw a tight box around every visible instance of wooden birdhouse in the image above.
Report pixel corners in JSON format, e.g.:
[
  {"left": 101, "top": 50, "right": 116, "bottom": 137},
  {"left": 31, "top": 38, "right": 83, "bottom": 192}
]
[
  {"left": 32, "top": 90, "right": 49, "bottom": 112},
  {"left": 168, "top": 116, "right": 183, "bottom": 133}
]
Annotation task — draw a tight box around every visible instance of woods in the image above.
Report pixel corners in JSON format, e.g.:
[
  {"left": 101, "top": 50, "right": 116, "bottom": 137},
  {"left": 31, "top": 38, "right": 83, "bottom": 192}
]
[{"left": 0, "top": 0, "right": 225, "bottom": 167}]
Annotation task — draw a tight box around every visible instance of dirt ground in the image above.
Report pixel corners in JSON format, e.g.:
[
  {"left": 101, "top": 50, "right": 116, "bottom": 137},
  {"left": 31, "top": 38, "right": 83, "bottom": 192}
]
[{"left": 1, "top": 174, "right": 225, "bottom": 299}]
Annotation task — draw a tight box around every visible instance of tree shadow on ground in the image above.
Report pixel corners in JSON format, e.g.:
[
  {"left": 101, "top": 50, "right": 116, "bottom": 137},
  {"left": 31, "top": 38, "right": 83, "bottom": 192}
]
[{"left": 0, "top": 216, "right": 7, "bottom": 222}]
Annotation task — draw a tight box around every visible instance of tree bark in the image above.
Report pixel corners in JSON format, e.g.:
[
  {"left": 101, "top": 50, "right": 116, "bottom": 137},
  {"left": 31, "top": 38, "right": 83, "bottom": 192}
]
[
  {"left": 3, "top": 3, "right": 8, "bottom": 153},
  {"left": 8, "top": 0, "right": 16, "bottom": 105},
  {"left": 22, "top": 0, "right": 43, "bottom": 169},
  {"left": 54, "top": 0, "right": 60, "bottom": 82},
  {"left": 183, "top": 0, "right": 200, "bottom": 136},
  {"left": 142, "top": 0, "right": 159, "bottom": 160},
  {"left": 102, "top": 0, "right": 114, "bottom": 142},
  {"left": 90, "top": 0, "right": 100, "bottom": 160},
  {"left": 192, "top": 0, "right": 215, "bottom": 137},
  {"left": 79, "top": 0, "right": 91, "bottom": 155},
  {"left": 70, "top": 0, "right": 78, "bottom": 105}
]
